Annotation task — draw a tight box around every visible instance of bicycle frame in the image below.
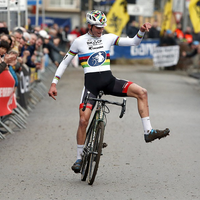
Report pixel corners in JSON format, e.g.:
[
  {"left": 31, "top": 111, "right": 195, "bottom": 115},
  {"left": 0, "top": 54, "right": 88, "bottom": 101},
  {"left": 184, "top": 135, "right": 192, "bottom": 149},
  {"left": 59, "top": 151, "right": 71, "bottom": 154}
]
[
  {"left": 81, "top": 91, "right": 126, "bottom": 184},
  {"left": 82, "top": 94, "right": 106, "bottom": 161}
]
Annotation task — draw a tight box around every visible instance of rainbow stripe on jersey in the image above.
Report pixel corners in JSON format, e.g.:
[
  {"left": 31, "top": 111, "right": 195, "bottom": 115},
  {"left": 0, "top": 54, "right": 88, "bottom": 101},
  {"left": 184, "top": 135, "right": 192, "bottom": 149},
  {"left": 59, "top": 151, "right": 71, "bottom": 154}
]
[{"left": 78, "top": 50, "right": 110, "bottom": 68}]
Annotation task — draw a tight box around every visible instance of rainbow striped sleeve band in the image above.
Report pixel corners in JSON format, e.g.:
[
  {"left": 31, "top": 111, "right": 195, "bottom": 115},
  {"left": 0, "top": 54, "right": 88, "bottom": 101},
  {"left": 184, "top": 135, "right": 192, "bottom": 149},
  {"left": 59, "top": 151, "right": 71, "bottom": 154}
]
[
  {"left": 68, "top": 50, "right": 77, "bottom": 56},
  {"left": 137, "top": 33, "right": 143, "bottom": 39},
  {"left": 54, "top": 75, "right": 60, "bottom": 81},
  {"left": 114, "top": 37, "right": 120, "bottom": 45}
]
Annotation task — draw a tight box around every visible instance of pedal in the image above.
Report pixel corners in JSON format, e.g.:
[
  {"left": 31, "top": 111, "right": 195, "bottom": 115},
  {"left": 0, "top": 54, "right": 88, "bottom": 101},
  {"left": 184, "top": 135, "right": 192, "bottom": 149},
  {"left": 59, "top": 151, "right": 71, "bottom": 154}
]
[{"left": 103, "top": 142, "right": 108, "bottom": 148}]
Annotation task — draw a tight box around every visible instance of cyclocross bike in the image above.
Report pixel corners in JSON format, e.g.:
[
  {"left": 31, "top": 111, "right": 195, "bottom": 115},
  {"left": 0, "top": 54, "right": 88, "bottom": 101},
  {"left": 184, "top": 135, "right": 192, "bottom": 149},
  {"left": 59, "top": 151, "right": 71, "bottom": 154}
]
[{"left": 80, "top": 91, "right": 126, "bottom": 185}]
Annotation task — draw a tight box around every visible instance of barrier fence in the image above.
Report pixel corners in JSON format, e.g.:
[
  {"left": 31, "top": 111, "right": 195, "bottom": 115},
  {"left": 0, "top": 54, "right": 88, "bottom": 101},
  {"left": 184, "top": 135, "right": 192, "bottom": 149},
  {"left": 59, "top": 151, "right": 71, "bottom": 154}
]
[{"left": 0, "top": 61, "right": 55, "bottom": 139}]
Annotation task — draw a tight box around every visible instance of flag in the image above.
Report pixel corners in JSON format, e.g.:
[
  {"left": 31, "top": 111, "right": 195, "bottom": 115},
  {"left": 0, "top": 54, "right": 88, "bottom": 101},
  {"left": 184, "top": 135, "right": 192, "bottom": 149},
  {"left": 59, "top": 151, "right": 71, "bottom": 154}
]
[
  {"left": 189, "top": 0, "right": 200, "bottom": 33},
  {"left": 104, "top": 0, "right": 129, "bottom": 36},
  {"left": 160, "top": 0, "right": 173, "bottom": 35}
]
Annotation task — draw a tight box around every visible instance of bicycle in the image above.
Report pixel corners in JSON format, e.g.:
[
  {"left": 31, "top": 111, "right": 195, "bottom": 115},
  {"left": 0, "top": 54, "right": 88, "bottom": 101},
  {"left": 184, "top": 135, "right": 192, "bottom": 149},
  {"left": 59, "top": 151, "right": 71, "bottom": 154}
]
[{"left": 80, "top": 91, "right": 126, "bottom": 185}]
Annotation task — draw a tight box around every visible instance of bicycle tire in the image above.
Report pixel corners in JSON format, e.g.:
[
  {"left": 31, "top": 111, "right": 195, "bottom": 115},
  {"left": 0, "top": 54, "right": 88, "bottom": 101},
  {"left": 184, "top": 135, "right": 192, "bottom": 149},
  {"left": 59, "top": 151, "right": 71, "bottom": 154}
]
[
  {"left": 81, "top": 118, "right": 96, "bottom": 181},
  {"left": 88, "top": 121, "right": 105, "bottom": 185}
]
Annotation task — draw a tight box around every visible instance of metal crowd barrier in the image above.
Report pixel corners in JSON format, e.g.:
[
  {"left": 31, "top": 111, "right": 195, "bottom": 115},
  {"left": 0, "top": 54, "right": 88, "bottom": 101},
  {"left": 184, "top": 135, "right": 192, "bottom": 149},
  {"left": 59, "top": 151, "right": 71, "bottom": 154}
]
[{"left": 0, "top": 63, "right": 56, "bottom": 139}]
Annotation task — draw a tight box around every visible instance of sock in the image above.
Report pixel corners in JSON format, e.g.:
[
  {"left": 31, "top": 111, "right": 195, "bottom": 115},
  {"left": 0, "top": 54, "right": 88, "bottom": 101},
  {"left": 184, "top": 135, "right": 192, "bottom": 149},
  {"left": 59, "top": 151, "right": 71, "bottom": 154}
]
[
  {"left": 141, "top": 117, "right": 152, "bottom": 135},
  {"left": 77, "top": 145, "right": 84, "bottom": 160}
]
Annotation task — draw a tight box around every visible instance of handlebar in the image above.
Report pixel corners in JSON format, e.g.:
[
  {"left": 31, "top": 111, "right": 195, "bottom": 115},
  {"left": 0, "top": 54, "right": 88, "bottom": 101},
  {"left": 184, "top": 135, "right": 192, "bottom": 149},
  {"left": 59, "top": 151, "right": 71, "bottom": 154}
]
[{"left": 82, "top": 91, "right": 126, "bottom": 118}]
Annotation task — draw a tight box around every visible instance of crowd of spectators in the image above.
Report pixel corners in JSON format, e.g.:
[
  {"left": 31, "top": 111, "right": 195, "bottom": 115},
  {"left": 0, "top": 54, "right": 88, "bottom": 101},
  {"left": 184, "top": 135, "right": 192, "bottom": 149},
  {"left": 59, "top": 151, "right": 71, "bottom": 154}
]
[
  {"left": 126, "top": 20, "right": 200, "bottom": 70},
  {"left": 1, "top": 18, "right": 200, "bottom": 135},
  {"left": 0, "top": 19, "right": 90, "bottom": 136}
]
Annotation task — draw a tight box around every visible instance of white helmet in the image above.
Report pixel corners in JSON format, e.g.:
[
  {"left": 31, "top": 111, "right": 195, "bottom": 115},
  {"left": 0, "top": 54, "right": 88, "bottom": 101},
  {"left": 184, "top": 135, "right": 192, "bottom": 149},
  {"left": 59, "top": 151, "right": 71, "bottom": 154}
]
[{"left": 86, "top": 10, "right": 107, "bottom": 27}]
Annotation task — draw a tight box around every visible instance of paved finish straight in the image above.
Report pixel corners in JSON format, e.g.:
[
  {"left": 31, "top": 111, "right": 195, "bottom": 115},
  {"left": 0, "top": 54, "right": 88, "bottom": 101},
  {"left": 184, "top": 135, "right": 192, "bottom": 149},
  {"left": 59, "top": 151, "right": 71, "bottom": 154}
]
[{"left": 0, "top": 65, "right": 200, "bottom": 200}]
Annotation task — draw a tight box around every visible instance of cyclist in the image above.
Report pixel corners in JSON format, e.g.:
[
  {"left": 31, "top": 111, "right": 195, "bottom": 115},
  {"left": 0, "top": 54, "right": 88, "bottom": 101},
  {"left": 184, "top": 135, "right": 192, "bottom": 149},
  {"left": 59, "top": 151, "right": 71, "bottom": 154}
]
[{"left": 48, "top": 10, "right": 170, "bottom": 173}]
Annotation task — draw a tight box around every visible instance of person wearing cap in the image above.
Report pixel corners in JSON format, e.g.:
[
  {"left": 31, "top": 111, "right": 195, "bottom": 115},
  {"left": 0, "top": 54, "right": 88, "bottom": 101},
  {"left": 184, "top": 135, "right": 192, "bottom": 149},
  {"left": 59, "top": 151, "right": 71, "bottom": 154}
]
[
  {"left": 182, "top": 40, "right": 200, "bottom": 58},
  {"left": 159, "top": 29, "right": 177, "bottom": 46},
  {"left": 39, "top": 30, "right": 66, "bottom": 67},
  {"left": 48, "top": 10, "right": 170, "bottom": 173}
]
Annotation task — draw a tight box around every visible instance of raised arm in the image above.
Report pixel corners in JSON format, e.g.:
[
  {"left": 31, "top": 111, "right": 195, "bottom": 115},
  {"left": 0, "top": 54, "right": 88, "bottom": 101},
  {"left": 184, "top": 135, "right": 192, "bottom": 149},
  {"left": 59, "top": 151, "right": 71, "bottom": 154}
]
[{"left": 117, "top": 22, "right": 152, "bottom": 46}]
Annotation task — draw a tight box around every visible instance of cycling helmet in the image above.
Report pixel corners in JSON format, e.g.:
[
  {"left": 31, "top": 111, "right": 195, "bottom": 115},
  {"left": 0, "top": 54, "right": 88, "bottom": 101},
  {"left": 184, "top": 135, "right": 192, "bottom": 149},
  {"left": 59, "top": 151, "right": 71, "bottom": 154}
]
[{"left": 86, "top": 10, "right": 107, "bottom": 27}]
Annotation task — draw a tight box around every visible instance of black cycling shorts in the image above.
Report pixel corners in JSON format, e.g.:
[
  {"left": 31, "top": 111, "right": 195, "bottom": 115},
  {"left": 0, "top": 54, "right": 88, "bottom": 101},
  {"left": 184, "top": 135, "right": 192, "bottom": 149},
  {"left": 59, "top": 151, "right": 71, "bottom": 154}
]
[{"left": 79, "top": 70, "right": 133, "bottom": 110}]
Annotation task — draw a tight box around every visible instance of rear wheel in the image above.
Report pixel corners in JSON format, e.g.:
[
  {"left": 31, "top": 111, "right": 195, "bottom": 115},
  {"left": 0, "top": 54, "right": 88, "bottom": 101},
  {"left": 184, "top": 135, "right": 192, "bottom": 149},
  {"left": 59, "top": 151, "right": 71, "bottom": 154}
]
[{"left": 88, "top": 121, "right": 105, "bottom": 185}]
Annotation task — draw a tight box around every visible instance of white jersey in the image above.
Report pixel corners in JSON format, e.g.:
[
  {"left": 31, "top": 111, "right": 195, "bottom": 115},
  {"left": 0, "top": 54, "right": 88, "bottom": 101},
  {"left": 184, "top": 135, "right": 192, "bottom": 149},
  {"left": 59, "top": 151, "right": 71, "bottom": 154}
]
[{"left": 52, "top": 30, "right": 145, "bottom": 84}]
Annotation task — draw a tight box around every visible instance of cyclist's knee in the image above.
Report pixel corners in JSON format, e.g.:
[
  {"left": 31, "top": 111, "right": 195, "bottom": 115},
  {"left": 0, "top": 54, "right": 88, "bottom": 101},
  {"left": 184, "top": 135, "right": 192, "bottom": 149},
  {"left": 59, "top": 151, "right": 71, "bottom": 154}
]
[
  {"left": 138, "top": 87, "right": 147, "bottom": 100},
  {"left": 79, "top": 116, "right": 89, "bottom": 128}
]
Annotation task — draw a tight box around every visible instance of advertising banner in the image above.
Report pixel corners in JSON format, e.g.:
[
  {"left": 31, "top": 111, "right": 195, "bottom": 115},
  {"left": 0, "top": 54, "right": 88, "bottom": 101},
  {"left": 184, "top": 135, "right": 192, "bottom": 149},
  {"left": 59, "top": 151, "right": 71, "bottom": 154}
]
[
  {"left": 153, "top": 45, "right": 180, "bottom": 67},
  {"left": 0, "top": 70, "right": 15, "bottom": 116},
  {"left": 17, "top": 64, "right": 30, "bottom": 109},
  {"left": 27, "top": 0, "right": 42, "bottom": 5},
  {"left": 110, "top": 39, "right": 160, "bottom": 59}
]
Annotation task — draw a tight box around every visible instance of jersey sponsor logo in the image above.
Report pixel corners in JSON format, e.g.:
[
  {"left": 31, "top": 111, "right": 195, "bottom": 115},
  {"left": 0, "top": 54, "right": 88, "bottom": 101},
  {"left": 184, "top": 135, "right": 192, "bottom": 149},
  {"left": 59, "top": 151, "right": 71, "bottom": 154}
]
[
  {"left": 88, "top": 51, "right": 107, "bottom": 67},
  {"left": 87, "top": 39, "right": 103, "bottom": 50},
  {"left": 89, "top": 46, "right": 103, "bottom": 50},
  {"left": 87, "top": 39, "right": 102, "bottom": 46}
]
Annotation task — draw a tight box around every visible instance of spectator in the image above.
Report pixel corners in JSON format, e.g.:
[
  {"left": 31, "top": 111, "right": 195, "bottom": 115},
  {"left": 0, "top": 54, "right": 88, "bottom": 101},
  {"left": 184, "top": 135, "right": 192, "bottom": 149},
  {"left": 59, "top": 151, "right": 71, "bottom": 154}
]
[
  {"left": 147, "top": 21, "right": 160, "bottom": 39},
  {"left": 18, "top": 33, "right": 31, "bottom": 67},
  {"left": 192, "top": 31, "right": 200, "bottom": 42},
  {"left": 13, "top": 29, "right": 23, "bottom": 53},
  {"left": 53, "top": 36, "right": 63, "bottom": 61},
  {"left": 26, "top": 36, "right": 43, "bottom": 69},
  {"left": 80, "top": 25, "right": 88, "bottom": 35},
  {"left": 29, "top": 33, "right": 37, "bottom": 46},
  {"left": 184, "top": 26, "right": 193, "bottom": 45},
  {"left": 127, "top": 20, "right": 139, "bottom": 38},
  {"left": 70, "top": 26, "right": 81, "bottom": 38},
  {"left": 0, "top": 40, "right": 17, "bottom": 73},
  {"left": 61, "top": 25, "right": 70, "bottom": 51},
  {"left": 32, "top": 36, "right": 45, "bottom": 79},
  {"left": 48, "top": 28, "right": 57, "bottom": 39},
  {"left": 0, "top": 21, "right": 9, "bottom": 35},
  {"left": 174, "top": 23, "right": 184, "bottom": 41},
  {"left": 39, "top": 29, "right": 66, "bottom": 67},
  {"left": 0, "top": 33, "right": 13, "bottom": 51},
  {"left": 34, "top": 26, "right": 41, "bottom": 34},
  {"left": 182, "top": 40, "right": 200, "bottom": 58},
  {"left": 28, "top": 18, "right": 34, "bottom": 33},
  {"left": 159, "top": 29, "right": 177, "bottom": 46},
  {"left": 9, "top": 34, "right": 16, "bottom": 50},
  {"left": 52, "top": 23, "right": 59, "bottom": 33},
  {"left": 0, "top": 33, "right": 9, "bottom": 42},
  {"left": 0, "top": 40, "right": 18, "bottom": 88}
]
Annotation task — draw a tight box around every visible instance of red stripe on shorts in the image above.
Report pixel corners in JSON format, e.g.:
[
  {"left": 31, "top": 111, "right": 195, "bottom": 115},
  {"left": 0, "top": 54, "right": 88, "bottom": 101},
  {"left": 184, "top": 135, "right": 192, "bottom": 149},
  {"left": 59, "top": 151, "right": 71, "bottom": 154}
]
[
  {"left": 79, "top": 103, "right": 93, "bottom": 110},
  {"left": 122, "top": 81, "right": 133, "bottom": 93}
]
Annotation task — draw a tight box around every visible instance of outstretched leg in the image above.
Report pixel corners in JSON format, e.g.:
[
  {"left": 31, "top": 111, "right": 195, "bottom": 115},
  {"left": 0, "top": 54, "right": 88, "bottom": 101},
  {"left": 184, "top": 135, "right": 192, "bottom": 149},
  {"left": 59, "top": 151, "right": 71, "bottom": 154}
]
[{"left": 127, "top": 83, "right": 170, "bottom": 143}]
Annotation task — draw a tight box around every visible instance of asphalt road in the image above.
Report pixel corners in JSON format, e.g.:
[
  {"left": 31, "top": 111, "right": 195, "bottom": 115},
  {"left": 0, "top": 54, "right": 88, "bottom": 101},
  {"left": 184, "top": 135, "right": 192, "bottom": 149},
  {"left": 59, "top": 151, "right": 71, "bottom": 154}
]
[{"left": 0, "top": 65, "right": 200, "bottom": 200}]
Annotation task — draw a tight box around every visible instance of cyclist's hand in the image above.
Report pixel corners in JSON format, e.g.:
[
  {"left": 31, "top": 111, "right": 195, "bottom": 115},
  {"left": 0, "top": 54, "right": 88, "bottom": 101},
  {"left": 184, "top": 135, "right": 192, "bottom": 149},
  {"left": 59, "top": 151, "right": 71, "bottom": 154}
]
[
  {"left": 48, "top": 83, "right": 57, "bottom": 100},
  {"left": 140, "top": 22, "right": 151, "bottom": 32}
]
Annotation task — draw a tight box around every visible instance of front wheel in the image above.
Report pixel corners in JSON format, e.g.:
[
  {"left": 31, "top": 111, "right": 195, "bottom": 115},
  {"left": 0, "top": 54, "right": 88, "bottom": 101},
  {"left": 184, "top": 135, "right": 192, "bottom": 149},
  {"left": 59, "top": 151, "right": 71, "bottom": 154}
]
[
  {"left": 81, "top": 117, "right": 95, "bottom": 181},
  {"left": 88, "top": 121, "right": 105, "bottom": 185}
]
